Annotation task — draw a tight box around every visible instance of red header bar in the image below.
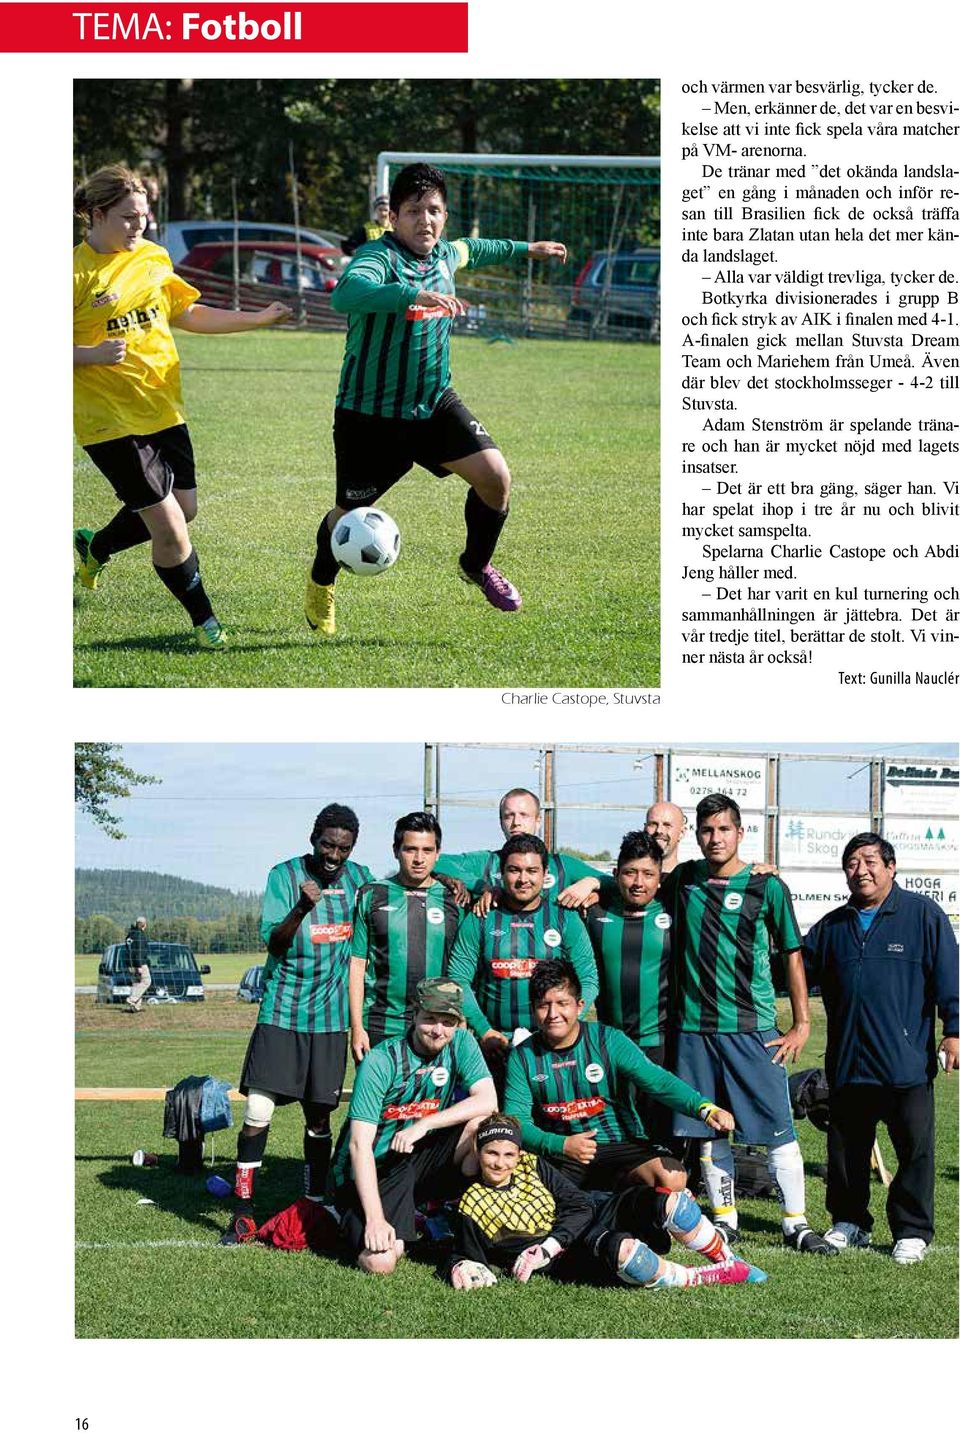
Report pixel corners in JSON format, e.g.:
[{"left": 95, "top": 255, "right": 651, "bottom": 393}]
[{"left": 1, "top": 3, "right": 469, "bottom": 52}]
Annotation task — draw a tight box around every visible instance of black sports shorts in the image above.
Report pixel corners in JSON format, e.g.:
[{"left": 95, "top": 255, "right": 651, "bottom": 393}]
[
  {"left": 549, "top": 1136, "right": 674, "bottom": 1192},
  {"left": 333, "top": 388, "right": 499, "bottom": 509},
  {"left": 239, "top": 1024, "right": 348, "bottom": 1109},
  {"left": 335, "top": 1126, "right": 466, "bottom": 1252},
  {"left": 83, "top": 423, "right": 196, "bottom": 512}
]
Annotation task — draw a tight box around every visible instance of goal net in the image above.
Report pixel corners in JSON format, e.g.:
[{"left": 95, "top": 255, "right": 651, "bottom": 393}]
[{"left": 377, "top": 151, "right": 660, "bottom": 341}]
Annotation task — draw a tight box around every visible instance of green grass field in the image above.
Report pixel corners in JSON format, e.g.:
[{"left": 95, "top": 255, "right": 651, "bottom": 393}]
[
  {"left": 73, "top": 332, "right": 659, "bottom": 689},
  {"left": 75, "top": 997, "right": 958, "bottom": 1339}
]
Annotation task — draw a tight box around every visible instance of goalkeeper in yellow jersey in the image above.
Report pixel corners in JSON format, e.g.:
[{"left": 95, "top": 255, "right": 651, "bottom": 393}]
[{"left": 73, "top": 165, "right": 291, "bottom": 649}]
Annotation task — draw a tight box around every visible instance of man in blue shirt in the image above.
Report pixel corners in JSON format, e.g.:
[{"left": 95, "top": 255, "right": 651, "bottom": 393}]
[{"left": 803, "top": 833, "right": 958, "bottom": 1265}]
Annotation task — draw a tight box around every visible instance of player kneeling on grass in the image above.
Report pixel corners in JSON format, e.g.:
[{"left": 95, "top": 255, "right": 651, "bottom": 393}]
[
  {"left": 73, "top": 165, "right": 291, "bottom": 649},
  {"left": 449, "top": 1114, "right": 765, "bottom": 1291},
  {"left": 304, "top": 162, "right": 567, "bottom": 637},
  {"left": 504, "top": 959, "right": 731, "bottom": 1196},
  {"left": 328, "top": 978, "right": 496, "bottom": 1275}
]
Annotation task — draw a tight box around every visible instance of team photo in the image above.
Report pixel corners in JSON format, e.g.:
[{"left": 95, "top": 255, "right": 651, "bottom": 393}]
[{"left": 74, "top": 742, "right": 959, "bottom": 1338}]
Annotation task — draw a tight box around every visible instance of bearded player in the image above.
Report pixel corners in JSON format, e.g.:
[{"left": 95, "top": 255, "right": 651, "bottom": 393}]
[
  {"left": 220, "top": 804, "right": 373, "bottom": 1245},
  {"left": 304, "top": 163, "right": 567, "bottom": 636}
]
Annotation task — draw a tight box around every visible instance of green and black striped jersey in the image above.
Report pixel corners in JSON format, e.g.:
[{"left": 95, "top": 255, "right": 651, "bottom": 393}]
[
  {"left": 258, "top": 855, "right": 373, "bottom": 1034},
  {"left": 434, "top": 847, "right": 605, "bottom": 900},
  {"left": 664, "top": 862, "right": 802, "bottom": 1034},
  {"left": 585, "top": 895, "right": 673, "bottom": 1046},
  {"left": 351, "top": 879, "right": 463, "bottom": 1043},
  {"left": 447, "top": 900, "right": 599, "bottom": 1038},
  {"left": 503, "top": 1022, "right": 707, "bottom": 1154},
  {"left": 328, "top": 1027, "right": 490, "bottom": 1193},
  {"left": 332, "top": 234, "right": 528, "bottom": 420}
]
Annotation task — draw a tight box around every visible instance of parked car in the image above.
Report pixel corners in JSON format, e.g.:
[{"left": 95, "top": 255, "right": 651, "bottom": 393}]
[
  {"left": 159, "top": 219, "right": 347, "bottom": 265},
  {"left": 96, "top": 941, "right": 211, "bottom": 1004},
  {"left": 179, "top": 240, "right": 343, "bottom": 292},
  {"left": 237, "top": 965, "right": 265, "bottom": 1003},
  {"left": 568, "top": 247, "right": 660, "bottom": 331}
]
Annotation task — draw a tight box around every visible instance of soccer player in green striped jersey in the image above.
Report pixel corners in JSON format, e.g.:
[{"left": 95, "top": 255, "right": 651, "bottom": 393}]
[
  {"left": 504, "top": 959, "right": 735, "bottom": 1196},
  {"left": 330, "top": 977, "right": 496, "bottom": 1274},
  {"left": 349, "top": 812, "right": 463, "bottom": 1059},
  {"left": 446, "top": 834, "right": 599, "bottom": 1085},
  {"left": 584, "top": 830, "right": 676, "bottom": 1145},
  {"left": 305, "top": 163, "right": 567, "bottom": 635},
  {"left": 220, "top": 804, "right": 374, "bottom": 1244},
  {"left": 434, "top": 786, "right": 607, "bottom": 906},
  {"left": 665, "top": 794, "right": 835, "bottom": 1256}
]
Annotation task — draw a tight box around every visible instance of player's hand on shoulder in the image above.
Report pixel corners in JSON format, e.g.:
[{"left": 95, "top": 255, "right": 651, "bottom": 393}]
[
  {"left": 752, "top": 861, "right": 780, "bottom": 876},
  {"left": 413, "top": 288, "right": 467, "bottom": 317},
  {"left": 558, "top": 877, "right": 600, "bottom": 910},
  {"left": 442, "top": 877, "right": 472, "bottom": 909},
  {"left": 528, "top": 241, "right": 567, "bottom": 262},
  {"left": 563, "top": 1129, "right": 598, "bottom": 1164},
  {"left": 472, "top": 887, "right": 496, "bottom": 918}
]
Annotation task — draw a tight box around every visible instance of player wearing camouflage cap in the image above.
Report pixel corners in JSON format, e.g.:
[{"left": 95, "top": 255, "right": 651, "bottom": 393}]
[{"left": 329, "top": 977, "right": 497, "bottom": 1274}]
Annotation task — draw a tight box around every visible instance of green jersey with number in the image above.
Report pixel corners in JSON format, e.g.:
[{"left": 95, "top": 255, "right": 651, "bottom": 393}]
[
  {"left": 664, "top": 862, "right": 802, "bottom": 1034},
  {"left": 351, "top": 879, "right": 462, "bottom": 1043},
  {"left": 333, "top": 234, "right": 529, "bottom": 420},
  {"left": 328, "top": 1027, "right": 490, "bottom": 1192},
  {"left": 585, "top": 895, "right": 674, "bottom": 1046},
  {"left": 258, "top": 855, "right": 374, "bottom": 1034},
  {"left": 503, "top": 1021, "right": 707, "bottom": 1154},
  {"left": 447, "top": 899, "right": 599, "bottom": 1038}
]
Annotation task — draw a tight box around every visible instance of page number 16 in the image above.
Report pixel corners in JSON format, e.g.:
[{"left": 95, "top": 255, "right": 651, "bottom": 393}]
[{"left": 76, "top": 1421, "right": 89, "bottom": 1430}]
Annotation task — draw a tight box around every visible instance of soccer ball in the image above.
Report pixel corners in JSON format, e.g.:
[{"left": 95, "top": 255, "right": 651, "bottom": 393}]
[{"left": 331, "top": 506, "right": 401, "bottom": 576}]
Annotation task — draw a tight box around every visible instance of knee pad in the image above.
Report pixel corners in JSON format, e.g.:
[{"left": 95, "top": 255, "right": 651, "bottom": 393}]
[
  {"left": 616, "top": 1238, "right": 661, "bottom": 1287},
  {"left": 663, "top": 1188, "right": 703, "bottom": 1237},
  {"left": 244, "top": 1089, "right": 276, "bottom": 1128}
]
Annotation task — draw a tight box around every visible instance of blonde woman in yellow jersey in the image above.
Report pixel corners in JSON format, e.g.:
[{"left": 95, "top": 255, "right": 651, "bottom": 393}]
[{"left": 73, "top": 166, "right": 291, "bottom": 649}]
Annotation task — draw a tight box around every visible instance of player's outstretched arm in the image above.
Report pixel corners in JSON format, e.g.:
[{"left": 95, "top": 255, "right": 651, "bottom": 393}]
[
  {"left": 764, "top": 948, "right": 810, "bottom": 1064},
  {"left": 527, "top": 241, "right": 567, "bottom": 262},
  {"left": 349, "top": 1121, "right": 395, "bottom": 1252},
  {"left": 172, "top": 301, "right": 292, "bottom": 333}
]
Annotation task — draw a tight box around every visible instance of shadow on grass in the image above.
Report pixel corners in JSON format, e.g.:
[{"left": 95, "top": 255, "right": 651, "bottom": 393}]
[{"left": 91, "top": 1153, "right": 311, "bottom": 1239}]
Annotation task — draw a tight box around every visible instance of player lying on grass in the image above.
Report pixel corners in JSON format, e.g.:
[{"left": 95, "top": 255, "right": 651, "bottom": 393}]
[
  {"left": 328, "top": 978, "right": 496, "bottom": 1274},
  {"left": 504, "top": 959, "right": 732, "bottom": 1195},
  {"left": 73, "top": 164, "right": 291, "bottom": 650},
  {"left": 304, "top": 162, "right": 567, "bottom": 636},
  {"left": 433, "top": 787, "right": 608, "bottom": 909},
  {"left": 447, "top": 836, "right": 599, "bottom": 1090},
  {"left": 220, "top": 805, "right": 373, "bottom": 1245},
  {"left": 449, "top": 1114, "right": 766, "bottom": 1290},
  {"left": 349, "top": 811, "right": 463, "bottom": 1059}
]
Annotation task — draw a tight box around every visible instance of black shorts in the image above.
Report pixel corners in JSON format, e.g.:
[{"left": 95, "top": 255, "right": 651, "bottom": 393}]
[
  {"left": 84, "top": 423, "right": 196, "bottom": 512},
  {"left": 549, "top": 1136, "right": 672, "bottom": 1192},
  {"left": 239, "top": 1024, "right": 347, "bottom": 1109},
  {"left": 333, "top": 388, "right": 499, "bottom": 509},
  {"left": 336, "top": 1126, "right": 466, "bottom": 1252},
  {"left": 633, "top": 1041, "right": 676, "bottom": 1147},
  {"left": 581, "top": 1184, "right": 673, "bottom": 1270}
]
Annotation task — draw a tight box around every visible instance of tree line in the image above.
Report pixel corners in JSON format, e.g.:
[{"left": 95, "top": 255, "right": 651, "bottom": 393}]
[
  {"left": 73, "top": 78, "right": 660, "bottom": 233},
  {"left": 76, "top": 867, "right": 260, "bottom": 922},
  {"left": 76, "top": 911, "right": 263, "bottom": 956}
]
